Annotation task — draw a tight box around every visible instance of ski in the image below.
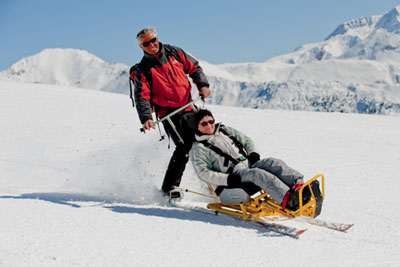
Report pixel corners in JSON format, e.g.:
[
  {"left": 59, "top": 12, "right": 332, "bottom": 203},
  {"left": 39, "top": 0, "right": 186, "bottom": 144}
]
[
  {"left": 252, "top": 218, "right": 306, "bottom": 238},
  {"left": 296, "top": 216, "right": 353, "bottom": 232},
  {"left": 169, "top": 200, "right": 306, "bottom": 238}
]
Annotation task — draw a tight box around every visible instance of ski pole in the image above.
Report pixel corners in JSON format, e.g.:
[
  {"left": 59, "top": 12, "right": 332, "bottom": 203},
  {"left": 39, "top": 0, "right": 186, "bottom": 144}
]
[
  {"left": 181, "top": 188, "right": 219, "bottom": 199},
  {"left": 139, "top": 96, "right": 203, "bottom": 133}
]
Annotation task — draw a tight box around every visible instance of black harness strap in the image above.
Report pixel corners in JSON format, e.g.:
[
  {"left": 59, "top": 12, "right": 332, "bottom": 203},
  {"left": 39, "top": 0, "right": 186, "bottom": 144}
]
[
  {"left": 219, "top": 127, "right": 248, "bottom": 158},
  {"left": 129, "top": 64, "right": 138, "bottom": 107},
  {"left": 138, "top": 60, "right": 153, "bottom": 90},
  {"left": 164, "top": 44, "right": 184, "bottom": 66},
  {"left": 199, "top": 140, "right": 241, "bottom": 170},
  {"left": 199, "top": 127, "right": 249, "bottom": 173}
]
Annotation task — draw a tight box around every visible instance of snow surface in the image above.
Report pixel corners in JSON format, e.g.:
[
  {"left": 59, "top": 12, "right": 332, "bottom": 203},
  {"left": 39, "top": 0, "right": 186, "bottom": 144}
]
[{"left": 1, "top": 81, "right": 400, "bottom": 266}]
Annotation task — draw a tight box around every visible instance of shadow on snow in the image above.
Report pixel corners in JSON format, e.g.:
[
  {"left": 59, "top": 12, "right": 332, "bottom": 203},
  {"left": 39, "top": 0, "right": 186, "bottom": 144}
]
[{"left": 0, "top": 192, "right": 285, "bottom": 238}]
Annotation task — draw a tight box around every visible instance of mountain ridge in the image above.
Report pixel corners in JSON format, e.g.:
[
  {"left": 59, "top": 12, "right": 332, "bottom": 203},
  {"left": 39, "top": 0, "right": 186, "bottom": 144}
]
[{"left": 1, "top": 6, "right": 400, "bottom": 115}]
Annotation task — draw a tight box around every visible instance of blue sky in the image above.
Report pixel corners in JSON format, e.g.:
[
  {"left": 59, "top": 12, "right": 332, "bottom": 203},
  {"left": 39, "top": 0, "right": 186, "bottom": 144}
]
[{"left": 1, "top": 0, "right": 399, "bottom": 70}]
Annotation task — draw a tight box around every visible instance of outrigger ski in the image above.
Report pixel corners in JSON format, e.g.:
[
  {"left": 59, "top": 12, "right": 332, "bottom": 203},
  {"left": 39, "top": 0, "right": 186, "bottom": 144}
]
[{"left": 295, "top": 216, "right": 353, "bottom": 232}]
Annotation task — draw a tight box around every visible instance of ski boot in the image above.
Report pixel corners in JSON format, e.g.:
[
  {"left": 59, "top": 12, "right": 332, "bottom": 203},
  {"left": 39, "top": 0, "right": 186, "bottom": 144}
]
[{"left": 163, "top": 186, "right": 184, "bottom": 200}]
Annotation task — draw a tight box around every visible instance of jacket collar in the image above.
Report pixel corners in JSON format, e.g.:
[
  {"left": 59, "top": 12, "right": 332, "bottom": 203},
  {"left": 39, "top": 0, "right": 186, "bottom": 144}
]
[
  {"left": 195, "top": 123, "right": 221, "bottom": 142},
  {"left": 143, "top": 42, "right": 164, "bottom": 62}
]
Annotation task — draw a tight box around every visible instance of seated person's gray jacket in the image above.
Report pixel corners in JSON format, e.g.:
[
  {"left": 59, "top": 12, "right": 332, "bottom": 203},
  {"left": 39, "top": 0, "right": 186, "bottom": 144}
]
[{"left": 189, "top": 123, "right": 259, "bottom": 186}]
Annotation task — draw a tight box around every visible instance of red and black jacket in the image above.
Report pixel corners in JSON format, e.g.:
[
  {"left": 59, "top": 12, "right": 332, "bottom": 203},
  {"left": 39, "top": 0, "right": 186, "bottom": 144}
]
[{"left": 132, "top": 43, "right": 209, "bottom": 124}]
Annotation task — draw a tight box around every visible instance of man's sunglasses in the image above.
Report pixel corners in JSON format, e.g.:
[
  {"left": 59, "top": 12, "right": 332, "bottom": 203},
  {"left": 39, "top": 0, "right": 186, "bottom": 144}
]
[
  {"left": 200, "top": 119, "right": 215, "bottom": 127},
  {"left": 141, "top": 37, "right": 157, "bottom": 47}
]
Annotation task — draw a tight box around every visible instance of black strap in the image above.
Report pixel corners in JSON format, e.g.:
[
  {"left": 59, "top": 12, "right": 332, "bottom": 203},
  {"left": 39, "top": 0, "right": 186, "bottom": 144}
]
[
  {"left": 128, "top": 61, "right": 153, "bottom": 108},
  {"left": 199, "top": 140, "right": 242, "bottom": 168},
  {"left": 129, "top": 64, "right": 138, "bottom": 107},
  {"left": 164, "top": 44, "right": 184, "bottom": 65},
  {"left": 219, "top": 126, "right": 248, "bottom": 158},
  {"left": 198, "top": 126, "right": 249, "bottom": 171},
  {"left": 138, "top": 59, "right": 153, "bottom": 90}
]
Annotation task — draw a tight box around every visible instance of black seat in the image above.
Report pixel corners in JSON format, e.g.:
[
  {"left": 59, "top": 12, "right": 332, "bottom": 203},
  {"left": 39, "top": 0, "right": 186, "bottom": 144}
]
[{"left": 215, "top": 182, "right": 261, "bottom": 197}]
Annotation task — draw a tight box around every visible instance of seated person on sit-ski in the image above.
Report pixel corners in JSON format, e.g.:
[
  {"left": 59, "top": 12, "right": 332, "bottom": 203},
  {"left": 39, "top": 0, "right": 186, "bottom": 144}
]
[{"left": 189, "top": 109, "right": 305, "bottom": 210}]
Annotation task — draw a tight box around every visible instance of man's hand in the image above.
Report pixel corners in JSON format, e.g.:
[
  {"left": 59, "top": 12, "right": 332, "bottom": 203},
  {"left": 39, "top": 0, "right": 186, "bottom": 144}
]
[
  {"left": 199, "top": 87, "right": 211, "bottom": 99},
  {"left": 142, "top": 119, "right": 156, "bottom": 133}
]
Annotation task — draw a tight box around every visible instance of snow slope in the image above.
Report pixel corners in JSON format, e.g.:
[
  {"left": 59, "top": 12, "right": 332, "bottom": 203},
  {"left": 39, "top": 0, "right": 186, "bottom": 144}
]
[{"left": 1, "top": 81, "right": 400, "bottom": 266}]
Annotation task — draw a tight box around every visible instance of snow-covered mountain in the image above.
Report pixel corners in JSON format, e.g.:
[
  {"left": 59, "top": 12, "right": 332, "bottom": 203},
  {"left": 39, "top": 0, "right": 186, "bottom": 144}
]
[
  {"left": 206, "top": 5, "right": 400, "bottom": 114},
  {"left": 0, "top": 48, "right": 128, "bottom": 94},
  {"left": 1, "top": 6, "right": 400, "bottom": 115}
]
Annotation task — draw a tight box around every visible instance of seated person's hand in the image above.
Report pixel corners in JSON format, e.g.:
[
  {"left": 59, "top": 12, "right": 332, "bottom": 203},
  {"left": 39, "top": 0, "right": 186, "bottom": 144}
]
[{"left": 248, "top": 152, "right": 260, "bottom": 166}]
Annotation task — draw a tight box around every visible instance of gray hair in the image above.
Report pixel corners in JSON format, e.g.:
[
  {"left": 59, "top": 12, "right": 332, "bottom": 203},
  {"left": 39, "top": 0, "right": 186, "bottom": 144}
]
[{"left": 136, "top": 27, "right": 157, "bottom": 41}]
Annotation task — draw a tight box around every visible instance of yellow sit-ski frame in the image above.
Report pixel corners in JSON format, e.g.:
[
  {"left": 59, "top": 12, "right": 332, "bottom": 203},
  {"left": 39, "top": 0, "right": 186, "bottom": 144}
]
[{"left": 207, "top": 174, "right": 325, "bottom": 219}]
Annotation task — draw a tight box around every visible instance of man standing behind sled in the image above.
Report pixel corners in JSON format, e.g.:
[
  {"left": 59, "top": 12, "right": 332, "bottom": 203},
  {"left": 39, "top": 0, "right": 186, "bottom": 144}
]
[{"left": 132, "top": 27, "right": 211, "bottom": 199}]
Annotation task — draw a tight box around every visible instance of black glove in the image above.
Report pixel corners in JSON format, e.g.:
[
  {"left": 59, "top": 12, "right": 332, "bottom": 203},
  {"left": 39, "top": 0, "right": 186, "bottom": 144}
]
[
  {"left": 227, "top": 174, "right": 241, "bottom": 186},
  {"left": 248, "top": 152, "right": 260, "bottom": 166}
]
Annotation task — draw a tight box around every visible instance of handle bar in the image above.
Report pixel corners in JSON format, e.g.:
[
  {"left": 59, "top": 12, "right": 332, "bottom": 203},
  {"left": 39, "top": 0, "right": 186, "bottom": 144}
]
[{"left": 140, "top": 96, "right": 203, "bottom": 132}]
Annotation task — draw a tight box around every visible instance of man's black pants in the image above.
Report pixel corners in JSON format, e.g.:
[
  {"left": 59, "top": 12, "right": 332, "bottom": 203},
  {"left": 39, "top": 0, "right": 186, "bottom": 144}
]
[{"left": 161, "top": 111, "right": 195, "bottom": 192}]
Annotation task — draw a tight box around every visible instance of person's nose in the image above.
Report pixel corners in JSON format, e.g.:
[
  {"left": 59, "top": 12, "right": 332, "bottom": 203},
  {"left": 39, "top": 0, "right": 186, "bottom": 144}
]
[{"left": 149, "top": 42, "right": 157, "bottom": 49}]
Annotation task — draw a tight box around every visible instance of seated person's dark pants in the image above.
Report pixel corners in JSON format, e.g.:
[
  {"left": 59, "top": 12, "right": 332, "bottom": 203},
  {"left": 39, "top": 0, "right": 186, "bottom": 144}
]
[{"left": 161, "top": 111, "right": 195, "bottom": 192}]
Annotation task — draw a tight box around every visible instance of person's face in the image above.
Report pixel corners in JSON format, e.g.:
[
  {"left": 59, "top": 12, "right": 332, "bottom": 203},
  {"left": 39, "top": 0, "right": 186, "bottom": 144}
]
[
  {"left": 138, "top": 31, "right": 159, "bottom": 55},
  {"left": 198, "top": 115, "right": 215, "bottom": 135}
]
